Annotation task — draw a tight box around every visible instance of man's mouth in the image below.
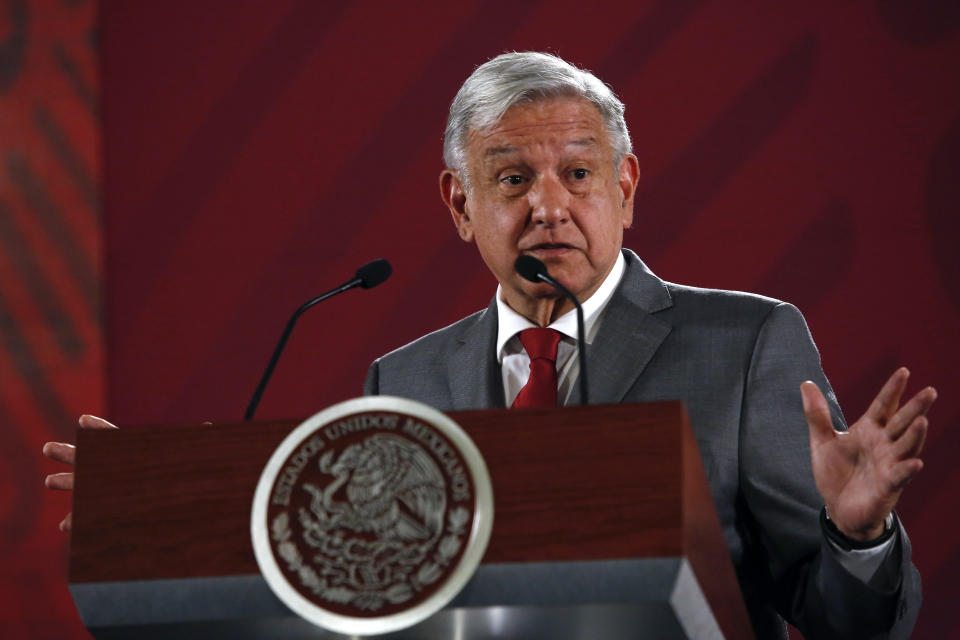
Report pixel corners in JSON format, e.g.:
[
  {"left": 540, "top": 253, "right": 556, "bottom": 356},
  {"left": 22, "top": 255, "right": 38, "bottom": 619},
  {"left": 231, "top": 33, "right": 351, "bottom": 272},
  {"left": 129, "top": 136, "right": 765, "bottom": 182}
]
[{"left": 525, "top": 243, "right": 574, "bottom": 253}]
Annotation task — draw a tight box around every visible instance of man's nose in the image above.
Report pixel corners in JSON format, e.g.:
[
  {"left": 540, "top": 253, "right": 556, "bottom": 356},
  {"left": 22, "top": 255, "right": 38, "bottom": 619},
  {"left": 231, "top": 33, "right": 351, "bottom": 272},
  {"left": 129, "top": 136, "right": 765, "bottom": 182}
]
[{"left": 527, "top": 175, "right": 570, "bottom": 225}]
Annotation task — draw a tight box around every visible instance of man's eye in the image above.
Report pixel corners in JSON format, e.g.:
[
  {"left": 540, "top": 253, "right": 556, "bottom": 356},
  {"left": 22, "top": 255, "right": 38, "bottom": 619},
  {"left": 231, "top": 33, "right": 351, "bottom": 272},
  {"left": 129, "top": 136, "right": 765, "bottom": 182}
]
[
  {"left": 501, "top": 175, "right": 525, "bottom": 186},
  {"left": 571, "top": 168, "right": 589, "bottom": 180}
]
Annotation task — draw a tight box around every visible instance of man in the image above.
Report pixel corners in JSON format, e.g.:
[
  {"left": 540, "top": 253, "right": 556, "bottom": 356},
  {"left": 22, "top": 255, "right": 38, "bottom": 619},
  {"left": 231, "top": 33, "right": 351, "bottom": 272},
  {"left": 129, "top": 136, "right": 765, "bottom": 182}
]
[
  {"left": 364, "top": 52, "right": 935, "bottom": 638},
  {"left": 46, "top": 51, "right": 934, "bottom": 639}
]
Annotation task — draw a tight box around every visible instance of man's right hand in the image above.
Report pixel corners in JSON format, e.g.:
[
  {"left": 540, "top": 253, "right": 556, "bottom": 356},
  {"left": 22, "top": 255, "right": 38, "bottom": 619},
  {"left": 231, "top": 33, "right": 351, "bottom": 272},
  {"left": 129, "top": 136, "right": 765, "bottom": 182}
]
[{"left": 42, "top": 414, "right": 118, "bottom": 532}]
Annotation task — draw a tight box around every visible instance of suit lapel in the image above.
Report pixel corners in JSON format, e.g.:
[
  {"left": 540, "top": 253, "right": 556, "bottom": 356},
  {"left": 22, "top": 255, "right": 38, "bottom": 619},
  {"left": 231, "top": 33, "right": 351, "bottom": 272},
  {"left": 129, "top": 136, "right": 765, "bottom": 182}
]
[
  {"left": 444, "top": 251, "right": 671, "bottom": 408},
  {"left": 447, "top": 300, "right": 505, "bottom": 410},
  {"left": 569, "top": 251, "right": 673, "bottom": 404}
]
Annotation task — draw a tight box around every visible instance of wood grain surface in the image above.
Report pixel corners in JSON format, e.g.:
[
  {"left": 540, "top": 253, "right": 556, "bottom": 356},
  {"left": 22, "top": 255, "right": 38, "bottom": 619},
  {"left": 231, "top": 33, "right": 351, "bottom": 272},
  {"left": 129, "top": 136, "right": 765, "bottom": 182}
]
[{"left": 69, "top": 401, "right": 751, "bottom": 637}]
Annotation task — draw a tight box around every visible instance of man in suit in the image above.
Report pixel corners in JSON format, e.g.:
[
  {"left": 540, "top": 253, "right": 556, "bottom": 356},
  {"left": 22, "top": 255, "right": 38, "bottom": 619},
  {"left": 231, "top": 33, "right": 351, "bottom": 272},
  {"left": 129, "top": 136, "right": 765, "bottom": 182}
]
[
  {"left": 44, "top": 50, "right": 934, "bottom": 639},
  {"left": 365, "top": 52, "right": 935, "bottom": 638}
]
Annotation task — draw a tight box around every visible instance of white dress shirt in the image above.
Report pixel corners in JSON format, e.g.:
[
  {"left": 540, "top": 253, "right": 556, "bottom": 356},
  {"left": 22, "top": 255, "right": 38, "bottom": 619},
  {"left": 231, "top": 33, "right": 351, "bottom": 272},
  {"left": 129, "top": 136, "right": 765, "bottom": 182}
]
[
  {"left": 496, "top": 252, "right": 625, "bottom": 406},
  {"left": 493, "top": 250, "right": 895, "bottom": 582}
]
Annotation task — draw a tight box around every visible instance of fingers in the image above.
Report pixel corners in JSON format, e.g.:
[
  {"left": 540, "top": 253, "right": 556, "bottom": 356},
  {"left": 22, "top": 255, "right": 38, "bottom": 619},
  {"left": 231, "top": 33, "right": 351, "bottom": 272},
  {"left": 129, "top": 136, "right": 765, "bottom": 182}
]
[
  {"left": 42, "top": 441, "right": 76, "bottom": 465},
  {"left": 889, "top": 458, "right": 923, "bottom": 491},
  {"left": 43, "top": 413, "right": 109, "bottom": 535},
  {"left": 886, "top": 386, "right": 937, "bottom": 440},
  {"left": 43, "top": 415, "right": 114, "bottom": 470},
  {"left": 44, "top": 415, "right": 115, "bottom": 463},
  {"left": 79, "top": 414, "right": 118, "bottom": 430},
  {"left": 892, "top": 415, "right": 929, "bottom": 459},
  {"left": 801, "top": 381, "right": 836, "bottom": 445},
  {"left": 45, "top": 472, "right": 74, "bottom": 491},
  {"left": 864, "top": 367, "right": 910, "bottom": 423}
]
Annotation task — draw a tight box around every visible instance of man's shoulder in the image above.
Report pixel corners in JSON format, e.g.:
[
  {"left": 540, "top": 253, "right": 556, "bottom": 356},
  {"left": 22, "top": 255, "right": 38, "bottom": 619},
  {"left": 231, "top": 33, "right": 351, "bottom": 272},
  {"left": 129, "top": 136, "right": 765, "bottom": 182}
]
[
  {"left": 364, "top": 305, "right": 494, "bottom": 402},
  {"left": 620, "top": 250, "right": 791, "bottom": 321},
  {"left": 374, "top": 306, "right": 491, "bottom": 366},
  {"left": 664, "top": 280, "right": 786, "bottom": 314},
  {"left": 649, "top": 279, "right": 818, "bottom": 357}
]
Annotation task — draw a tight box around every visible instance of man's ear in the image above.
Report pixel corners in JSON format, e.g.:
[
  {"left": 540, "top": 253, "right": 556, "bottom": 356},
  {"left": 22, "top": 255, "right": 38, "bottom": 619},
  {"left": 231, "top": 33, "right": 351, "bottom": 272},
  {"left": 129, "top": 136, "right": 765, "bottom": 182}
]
[
  {"left": 617, "top": 154, "right": 640, "bottom": 229},
  {"left": 440, "top": 169, "right": 474, "bottom": 242}
]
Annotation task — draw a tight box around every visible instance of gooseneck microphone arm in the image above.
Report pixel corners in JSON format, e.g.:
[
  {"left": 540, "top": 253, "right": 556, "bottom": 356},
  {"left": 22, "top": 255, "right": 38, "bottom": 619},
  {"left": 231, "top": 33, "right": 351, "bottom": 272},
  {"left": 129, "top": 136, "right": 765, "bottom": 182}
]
[
  {"left": 514, "top": 255, "right": 589, "bottom": 405},
  {"left": 244, "top": 259, "right": 392, "bottom": 421}
]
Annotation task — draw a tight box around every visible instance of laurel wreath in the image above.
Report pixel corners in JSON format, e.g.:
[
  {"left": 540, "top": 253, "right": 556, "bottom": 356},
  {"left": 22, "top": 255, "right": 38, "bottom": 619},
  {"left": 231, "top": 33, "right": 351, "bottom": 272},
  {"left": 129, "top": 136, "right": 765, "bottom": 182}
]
[{"left": 271, "top": 506, "right": 471, "bottom": 611}]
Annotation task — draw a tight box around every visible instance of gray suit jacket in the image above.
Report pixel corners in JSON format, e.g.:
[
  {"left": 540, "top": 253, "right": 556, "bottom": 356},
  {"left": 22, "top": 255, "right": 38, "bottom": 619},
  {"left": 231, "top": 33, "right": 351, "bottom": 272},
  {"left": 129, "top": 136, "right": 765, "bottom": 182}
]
[{"left": 365, "top": 250, "right": 920, "bottom": 639}]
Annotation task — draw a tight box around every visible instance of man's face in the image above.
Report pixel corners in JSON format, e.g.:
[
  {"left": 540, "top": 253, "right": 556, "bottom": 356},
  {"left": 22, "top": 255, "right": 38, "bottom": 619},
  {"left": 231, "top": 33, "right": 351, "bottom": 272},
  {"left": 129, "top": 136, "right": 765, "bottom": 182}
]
[{"left": 441, "top": 96, "right": 639, "bottom": 316}]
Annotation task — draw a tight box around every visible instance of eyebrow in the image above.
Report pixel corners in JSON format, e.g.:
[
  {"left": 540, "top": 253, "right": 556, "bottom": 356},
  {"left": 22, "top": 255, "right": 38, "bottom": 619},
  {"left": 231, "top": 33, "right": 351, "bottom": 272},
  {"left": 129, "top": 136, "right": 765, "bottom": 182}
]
[
  {"left": 483, "top": 138, "right": 599, "bottom": 158},
  {"left": 568, "top": 137, "right": 599, "bottom": 149},
  {"left": 484, "top": 146, "right": 518, "bottom": 158}
]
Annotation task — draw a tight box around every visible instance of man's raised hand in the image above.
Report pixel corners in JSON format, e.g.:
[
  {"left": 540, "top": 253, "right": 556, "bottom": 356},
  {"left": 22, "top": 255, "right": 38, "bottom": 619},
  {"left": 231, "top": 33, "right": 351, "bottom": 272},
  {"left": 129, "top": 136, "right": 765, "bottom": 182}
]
[
  {"left": 42, "top": 414, "right": 118, "bottom": 532},
  {"left": 802, "top": 367, "right": 936, "bottom": 540}
]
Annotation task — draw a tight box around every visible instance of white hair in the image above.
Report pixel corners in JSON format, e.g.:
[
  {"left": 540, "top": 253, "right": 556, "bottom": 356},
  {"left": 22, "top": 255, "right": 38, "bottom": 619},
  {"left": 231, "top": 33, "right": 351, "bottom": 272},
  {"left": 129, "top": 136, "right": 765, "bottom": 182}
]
[{"left": 443, "top": 51, "right": 632, "bottom": 189}]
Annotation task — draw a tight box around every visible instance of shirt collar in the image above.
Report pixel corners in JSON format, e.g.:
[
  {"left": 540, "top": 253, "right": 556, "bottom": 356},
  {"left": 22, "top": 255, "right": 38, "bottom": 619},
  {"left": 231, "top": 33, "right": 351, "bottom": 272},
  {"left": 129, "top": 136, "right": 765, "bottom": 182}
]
[{"left": 495, "top": 251, "right": 626, "bottom": 362}]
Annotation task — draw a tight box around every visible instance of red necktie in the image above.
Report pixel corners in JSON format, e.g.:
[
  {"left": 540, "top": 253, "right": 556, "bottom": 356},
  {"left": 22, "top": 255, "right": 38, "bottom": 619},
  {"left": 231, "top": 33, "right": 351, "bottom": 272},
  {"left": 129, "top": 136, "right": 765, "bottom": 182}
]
[{"left": 511, "top": 328, "right": 562, "bottom": 408}]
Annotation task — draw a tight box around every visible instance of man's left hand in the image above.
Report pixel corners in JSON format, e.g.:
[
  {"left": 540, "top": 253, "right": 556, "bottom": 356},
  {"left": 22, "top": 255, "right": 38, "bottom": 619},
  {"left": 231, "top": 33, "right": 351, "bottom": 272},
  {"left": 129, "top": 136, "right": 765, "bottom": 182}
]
[{"left": 802, "top": 367, "right": 936, "bottom": 541}]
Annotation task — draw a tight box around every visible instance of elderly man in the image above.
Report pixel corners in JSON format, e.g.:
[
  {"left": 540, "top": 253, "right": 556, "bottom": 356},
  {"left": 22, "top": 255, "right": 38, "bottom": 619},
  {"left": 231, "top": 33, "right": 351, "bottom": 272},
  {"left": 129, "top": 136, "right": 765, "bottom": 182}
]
[
  {"left": 45, "top": 51, "right": 934, "bottom": 639},
  {"left": 364, "top": 52, "right": 933, "bottom": 639}
]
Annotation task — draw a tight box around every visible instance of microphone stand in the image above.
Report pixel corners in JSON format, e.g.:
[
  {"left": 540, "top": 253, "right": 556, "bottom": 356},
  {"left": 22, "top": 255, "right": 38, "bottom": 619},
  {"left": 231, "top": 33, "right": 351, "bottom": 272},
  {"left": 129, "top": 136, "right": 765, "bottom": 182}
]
[
  {"left": 244, "top": 259, "right": 391, "bottom": 421},
  {"left": 514, "top": 256, "right": 589, "bottom": 405}
]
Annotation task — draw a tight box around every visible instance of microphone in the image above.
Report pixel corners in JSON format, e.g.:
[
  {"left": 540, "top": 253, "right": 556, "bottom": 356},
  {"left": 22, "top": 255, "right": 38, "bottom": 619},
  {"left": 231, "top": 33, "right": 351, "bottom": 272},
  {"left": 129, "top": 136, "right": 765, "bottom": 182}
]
[
  {"left": 355, "top": 258, "right": 392, "bottom": 289},
  {"left": 514, "top": 255, "right": 589, "bottom": 405},
  {"left": 244, "top": 259, "right": 392, "bottom": 420}
]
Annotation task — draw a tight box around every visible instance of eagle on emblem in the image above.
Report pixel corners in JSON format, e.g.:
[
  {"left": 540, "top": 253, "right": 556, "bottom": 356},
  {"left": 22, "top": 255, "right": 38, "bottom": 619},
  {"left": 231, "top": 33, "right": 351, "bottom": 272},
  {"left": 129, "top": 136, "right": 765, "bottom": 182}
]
[{"left": 298, "top": 433, "right": 448, "bottom": 593}]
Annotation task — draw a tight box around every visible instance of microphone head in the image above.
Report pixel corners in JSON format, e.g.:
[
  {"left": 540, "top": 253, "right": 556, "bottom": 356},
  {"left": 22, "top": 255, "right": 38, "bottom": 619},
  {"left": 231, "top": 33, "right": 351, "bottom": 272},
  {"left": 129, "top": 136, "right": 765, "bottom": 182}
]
[
  {"left": 514, "top": 255, "right": 548, "bottom": 283},
  {"left": 355, "top": 259, "right": 392, "bottom": 289}
]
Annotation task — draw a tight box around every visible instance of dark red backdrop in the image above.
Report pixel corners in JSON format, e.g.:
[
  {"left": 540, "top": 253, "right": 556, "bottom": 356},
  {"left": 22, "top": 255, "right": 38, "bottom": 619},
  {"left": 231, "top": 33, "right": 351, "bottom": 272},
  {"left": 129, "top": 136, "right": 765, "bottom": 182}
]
[{"left": 7, "top": 0, "right": 960, "bottom": 637}]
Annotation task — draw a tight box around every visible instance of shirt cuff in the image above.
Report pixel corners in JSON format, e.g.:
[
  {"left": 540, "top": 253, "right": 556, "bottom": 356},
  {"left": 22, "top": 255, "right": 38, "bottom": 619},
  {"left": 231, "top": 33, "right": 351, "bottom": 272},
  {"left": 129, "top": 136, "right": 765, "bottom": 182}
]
[{"left": 822, "top": 508, "right": 899, "bottom": 586}]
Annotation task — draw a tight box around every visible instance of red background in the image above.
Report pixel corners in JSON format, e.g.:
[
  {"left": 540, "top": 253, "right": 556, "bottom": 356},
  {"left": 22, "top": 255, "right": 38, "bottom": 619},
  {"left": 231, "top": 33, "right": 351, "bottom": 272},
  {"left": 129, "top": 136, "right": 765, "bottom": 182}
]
[{"left": 4, "top": 0, "right": 959, "bottom": 637}]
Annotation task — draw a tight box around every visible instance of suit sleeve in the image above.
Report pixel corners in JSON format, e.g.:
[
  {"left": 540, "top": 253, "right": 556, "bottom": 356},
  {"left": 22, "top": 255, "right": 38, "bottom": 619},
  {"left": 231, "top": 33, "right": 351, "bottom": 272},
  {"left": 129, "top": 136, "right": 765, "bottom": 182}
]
[
  {"left": 364, "top": 359, "right": 380, "bottom": 396},
  {"left": 738, "top": 302, "right": 920, "bottom": 639}
]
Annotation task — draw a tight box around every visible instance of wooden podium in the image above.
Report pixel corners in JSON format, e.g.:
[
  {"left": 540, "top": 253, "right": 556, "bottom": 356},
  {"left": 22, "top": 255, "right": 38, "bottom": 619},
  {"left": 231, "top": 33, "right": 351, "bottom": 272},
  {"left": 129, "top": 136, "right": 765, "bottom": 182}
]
[{"left": 69, "top": 401, "right": 755, "bottom": 639}]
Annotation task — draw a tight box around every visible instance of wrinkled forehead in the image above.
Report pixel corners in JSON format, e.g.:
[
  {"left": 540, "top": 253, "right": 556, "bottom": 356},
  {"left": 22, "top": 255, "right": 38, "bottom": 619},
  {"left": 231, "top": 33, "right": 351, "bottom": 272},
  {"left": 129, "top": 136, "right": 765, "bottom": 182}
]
[{"left": 465, "top": 96, "right": 612, "bottom": 161}]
